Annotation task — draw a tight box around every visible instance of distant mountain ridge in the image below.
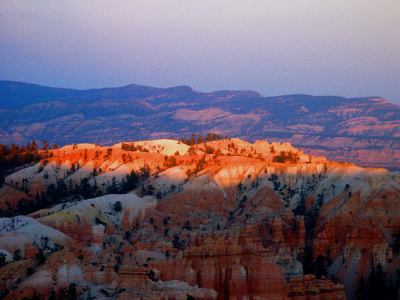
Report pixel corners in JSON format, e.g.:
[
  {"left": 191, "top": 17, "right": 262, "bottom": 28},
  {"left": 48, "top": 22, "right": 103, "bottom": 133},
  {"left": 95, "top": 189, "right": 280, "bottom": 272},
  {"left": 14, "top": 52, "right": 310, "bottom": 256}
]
[
  {"left": 0, "top": 81, "right": 201, "bottom": 107},
  {"left": 1, "top": 80, "right": 400, "bottom": 169}
]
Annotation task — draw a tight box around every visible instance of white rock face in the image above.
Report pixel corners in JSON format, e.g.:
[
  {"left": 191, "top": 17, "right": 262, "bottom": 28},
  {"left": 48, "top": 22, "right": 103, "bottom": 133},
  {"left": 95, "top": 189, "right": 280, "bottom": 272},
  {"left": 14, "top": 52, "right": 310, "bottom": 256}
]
[
  {"left": 60, "top": 143, "right": 98, "bottom": 151},
  {"left": 21, "top": 270, "right": 53, "bottom": 289},
  {"left": 0, "top": 216, "right": 69, "bottom": 252},
  {"left": 152, "top": 165, "right": 188, "bottom": 193},
  {"left": 57, "top": 264, "right": 84, "bottom": 287},
  {"left": 114, "top": 139, "right": 190, "bottom": 155},
  {"left": 151, "top": 279, "right": 218, "bottom": 299},
  {"left": 37, "top": 193, "right": 156, "bottom": 228},
  {"left": 5, "top": 163, "right": 42, "bottom": 186}
]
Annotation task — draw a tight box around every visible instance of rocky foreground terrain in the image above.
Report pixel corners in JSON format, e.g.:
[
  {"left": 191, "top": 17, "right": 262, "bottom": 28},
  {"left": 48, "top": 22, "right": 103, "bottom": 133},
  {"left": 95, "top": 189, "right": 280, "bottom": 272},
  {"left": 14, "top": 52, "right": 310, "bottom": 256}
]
[
  {"left": 1, "top": 138, "right": 400, "bottom": 299},
  {"left": 1, "top": 81, "right": 400, "bottom": 170}
]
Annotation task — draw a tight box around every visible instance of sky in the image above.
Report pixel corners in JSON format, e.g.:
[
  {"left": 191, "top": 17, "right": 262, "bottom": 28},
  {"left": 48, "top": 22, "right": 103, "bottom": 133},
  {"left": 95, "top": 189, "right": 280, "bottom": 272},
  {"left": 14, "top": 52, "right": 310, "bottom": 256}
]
[{"left": 1, "top": 0, "right": 399, "bottom": 102}]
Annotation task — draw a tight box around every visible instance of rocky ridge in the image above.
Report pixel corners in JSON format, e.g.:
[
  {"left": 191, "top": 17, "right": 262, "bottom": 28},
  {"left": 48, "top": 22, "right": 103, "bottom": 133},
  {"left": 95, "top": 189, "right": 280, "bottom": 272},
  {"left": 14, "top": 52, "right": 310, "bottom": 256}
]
[{"left": 1, "top": 81, "right": 400, "bottom": 170}]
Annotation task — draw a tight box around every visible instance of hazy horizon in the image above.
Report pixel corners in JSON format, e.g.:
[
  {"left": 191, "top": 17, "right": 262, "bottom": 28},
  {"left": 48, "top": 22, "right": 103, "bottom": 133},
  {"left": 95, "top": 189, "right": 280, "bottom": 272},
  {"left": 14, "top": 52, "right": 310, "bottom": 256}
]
[{"left": 1, "top": 0, "right": 399, "bottom": 102}]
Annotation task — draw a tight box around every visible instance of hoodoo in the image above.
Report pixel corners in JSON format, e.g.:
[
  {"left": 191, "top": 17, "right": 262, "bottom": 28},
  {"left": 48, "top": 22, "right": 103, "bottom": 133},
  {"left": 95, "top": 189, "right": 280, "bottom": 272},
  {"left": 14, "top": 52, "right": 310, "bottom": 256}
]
[{"left": 1, "top": 138, "right": 399, "bottom": 298}]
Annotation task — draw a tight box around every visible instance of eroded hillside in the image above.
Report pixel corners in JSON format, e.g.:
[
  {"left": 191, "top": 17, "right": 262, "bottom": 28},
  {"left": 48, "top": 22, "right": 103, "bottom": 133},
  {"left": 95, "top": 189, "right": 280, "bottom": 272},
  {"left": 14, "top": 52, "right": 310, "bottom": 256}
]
[{"left": 1, "top": 138, "right": 400, "bottom": 299}]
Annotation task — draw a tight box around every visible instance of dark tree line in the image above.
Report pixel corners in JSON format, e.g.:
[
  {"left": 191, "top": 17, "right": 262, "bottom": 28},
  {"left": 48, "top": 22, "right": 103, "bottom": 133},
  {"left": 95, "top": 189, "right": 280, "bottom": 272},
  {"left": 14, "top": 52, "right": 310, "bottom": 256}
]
[
  {"left": 357, "top": 264, "right": 400, "bottom": 300},
  {"left": 301, "top": 193, "right": 327, "bottom": 275},
  {"left": 121, "top": 143, "right": 149, "bottom": 152},
  {"left": 272, "top": 150, "right": 299, "bottom": 163},
  {"left": 179, "top": 132, "right": 225, "bottom": 146},
  {"left": 0, "top": 141, "right": 42, "bottom": 187},
  {"left": 1, "top": 168, "right": 150, "bottom": 217},
  {"left": 106, "top": 169, "right": 145, "bottom": 194},
  {"left": 392, "top": 229, "right": 400, "bottom": 255},
  {"left": 0, "top": 141, "right": 59, "bottom": 187}
]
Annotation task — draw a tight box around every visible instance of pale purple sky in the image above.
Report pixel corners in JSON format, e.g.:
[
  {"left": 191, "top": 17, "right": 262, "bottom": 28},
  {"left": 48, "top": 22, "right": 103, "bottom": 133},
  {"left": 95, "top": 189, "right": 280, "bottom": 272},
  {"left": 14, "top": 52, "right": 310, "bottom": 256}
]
[{"left": 1, "top": 0, "right": 399, "bottom": 102}]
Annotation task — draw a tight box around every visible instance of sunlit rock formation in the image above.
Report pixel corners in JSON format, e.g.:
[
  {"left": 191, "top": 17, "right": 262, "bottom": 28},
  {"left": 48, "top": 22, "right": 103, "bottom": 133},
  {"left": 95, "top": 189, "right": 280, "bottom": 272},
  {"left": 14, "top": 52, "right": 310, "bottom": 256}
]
[{"left": 2, "top": 138, "right": 400, "bottom": 298}]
